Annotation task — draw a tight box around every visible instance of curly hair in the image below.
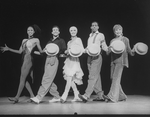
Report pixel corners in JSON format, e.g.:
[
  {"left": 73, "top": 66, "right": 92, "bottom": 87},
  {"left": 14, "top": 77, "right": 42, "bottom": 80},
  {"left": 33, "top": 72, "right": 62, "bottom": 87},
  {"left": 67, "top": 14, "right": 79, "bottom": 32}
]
[{"left": 30, "top": 24, "right": 41, "bottom": 38}]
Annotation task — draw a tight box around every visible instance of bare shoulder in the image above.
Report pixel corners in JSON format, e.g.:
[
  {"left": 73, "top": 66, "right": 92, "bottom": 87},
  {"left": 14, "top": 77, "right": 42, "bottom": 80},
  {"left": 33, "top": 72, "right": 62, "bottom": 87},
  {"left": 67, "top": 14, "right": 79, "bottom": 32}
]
[
  {"left": 22, "top": 39, "right": 28, "bottom": 43},
  {"left": 33, "top": 38, "right": 39, "bottom": 41},
  {"left": 32, "top": 38, "right": 40, "bottom": 43}
]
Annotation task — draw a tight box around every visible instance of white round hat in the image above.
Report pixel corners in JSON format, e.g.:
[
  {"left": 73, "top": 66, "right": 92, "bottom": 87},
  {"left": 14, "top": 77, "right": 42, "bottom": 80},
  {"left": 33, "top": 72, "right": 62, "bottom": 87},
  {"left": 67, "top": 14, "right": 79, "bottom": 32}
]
[
  {"left": 134, "top": 42, "right": 148, "bottom": 55},
  {"left": 68, "top": 44, "right": 83, "bottom": 57},
  {"left": 110, "top": 40, "right": 125, "bottom": 54},
  {"left": 87, "top": 43, "right": 101, "bottom": 56},
  {"left": 45, "top": 43, "right": 59, "bottom": 56}
]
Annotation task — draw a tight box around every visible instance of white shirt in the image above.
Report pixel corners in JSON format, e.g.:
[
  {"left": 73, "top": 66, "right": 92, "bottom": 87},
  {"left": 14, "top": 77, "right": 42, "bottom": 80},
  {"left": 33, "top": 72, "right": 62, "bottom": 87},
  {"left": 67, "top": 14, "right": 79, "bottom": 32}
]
[{"left": 87, "top": 31, "right": 108, "bottom": 51}]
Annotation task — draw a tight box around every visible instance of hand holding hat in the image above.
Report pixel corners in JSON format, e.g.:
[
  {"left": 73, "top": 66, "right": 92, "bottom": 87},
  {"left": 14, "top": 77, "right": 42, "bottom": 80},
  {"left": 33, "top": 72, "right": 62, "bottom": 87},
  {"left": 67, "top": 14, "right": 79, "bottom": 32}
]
[
  {"left": 44, "top": 43, "right": 59, "bottom": 56},
  {"left": 86, "top": 43, "right": 101, "bottom": 56},
  {"left": 65, "top": 50, "right": 69, "bottom": 55},
  {"left": 83, "top": 48, "right": 88, "bottom": 54},
  {"left": 110, "top": 39, "right": 125, "bottom": 54},
  {"left": 132, "top": 45, "right": 136, "bottom": 53},
  {"left": 68, "top": 44, "right": 83, "bottom": 57},
  {"left": 133, "top": 42, "right": 148, "bottom": 55}
]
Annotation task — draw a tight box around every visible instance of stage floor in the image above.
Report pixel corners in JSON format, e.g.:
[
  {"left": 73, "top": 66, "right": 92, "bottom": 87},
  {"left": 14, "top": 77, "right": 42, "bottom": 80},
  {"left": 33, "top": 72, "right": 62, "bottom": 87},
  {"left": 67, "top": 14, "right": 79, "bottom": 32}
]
[{"left": 0, "top": 95, "right": 150, "bottom": 115}]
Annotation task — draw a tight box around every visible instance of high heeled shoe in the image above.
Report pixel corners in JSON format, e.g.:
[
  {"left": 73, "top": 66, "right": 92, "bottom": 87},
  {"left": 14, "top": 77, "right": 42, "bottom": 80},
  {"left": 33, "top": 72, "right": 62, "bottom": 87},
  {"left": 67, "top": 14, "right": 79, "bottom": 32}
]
[
  {"left": 101, "top": 95, "right": 111, "bottom": 102},
  {"left": 78, "top": 94, "right": 88, "bottom": 103},
  {"left": 26, "top": 99, "right": 32, "bottom": 103},
  {"left": 105, "top": 98, "right": 113, "bottom": 103},
  {"left": 60, "top": 98, "right": 66, "bottom": 103},
  {"left": 120, "top": 99, "right": 126, "bottom": 102},
  {"left": 8, "top": 97, "right": 19, "bottom": 103},
  {"left": 27, "top": 96, "right": 35, "bottom": 103}
]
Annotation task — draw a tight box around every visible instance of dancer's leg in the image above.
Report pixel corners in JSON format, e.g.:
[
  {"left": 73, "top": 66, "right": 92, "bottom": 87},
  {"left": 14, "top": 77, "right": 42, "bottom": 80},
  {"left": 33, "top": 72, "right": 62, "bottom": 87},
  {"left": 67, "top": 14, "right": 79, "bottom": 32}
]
[
  {"left": 61, "top": 76, "right": 72, "bottom": 101},
  {"left": 25, "top": 81, "right": 34, "bottom": 98},
  {"left": 71, "top": 81, "right": 79, "bottom": 99}
]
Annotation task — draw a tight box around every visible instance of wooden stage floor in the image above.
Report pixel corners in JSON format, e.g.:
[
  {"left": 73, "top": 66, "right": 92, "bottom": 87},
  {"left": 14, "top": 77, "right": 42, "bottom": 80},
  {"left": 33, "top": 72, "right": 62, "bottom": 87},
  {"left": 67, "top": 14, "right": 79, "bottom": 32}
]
[{"left": 0, "top": 95, "right": 150, "bottom": 115}]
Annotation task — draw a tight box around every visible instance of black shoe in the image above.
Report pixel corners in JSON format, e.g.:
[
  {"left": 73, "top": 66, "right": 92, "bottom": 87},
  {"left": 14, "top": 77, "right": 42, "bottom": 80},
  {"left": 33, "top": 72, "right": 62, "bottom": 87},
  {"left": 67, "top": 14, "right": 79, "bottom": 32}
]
[
  {"left": 93, "top": 97, "right": 105, "bottom": 101},
  {"left": 60, "top": 98, "right": 66, "bottom": 103},
  {"left": 8, "top": 97, "right": 19, "bottom": 104},
  {"left": 78, "top": 94, "right": 87, "bottom": 103},
  {"left": 120, "top": 99, "right": 126, "bottom": 102}
]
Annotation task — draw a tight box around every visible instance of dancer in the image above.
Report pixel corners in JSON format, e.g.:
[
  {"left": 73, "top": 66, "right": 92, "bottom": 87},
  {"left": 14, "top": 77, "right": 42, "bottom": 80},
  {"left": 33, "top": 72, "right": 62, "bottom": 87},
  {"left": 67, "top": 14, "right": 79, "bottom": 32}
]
[
  {"left": 60, "top": 26, "right": 85, "bottom": 103},
  {"left": 0, "top": 24, "right": 43, "bottom": 103},
  {"left": 105, "top": 24, "right": 135, "bottom": 103},
  {"left": 78, "top": 21, "right": 108, "bottom": 102},
  {"left": 30, "top": 26, "right": 66, "bottom": 104}
]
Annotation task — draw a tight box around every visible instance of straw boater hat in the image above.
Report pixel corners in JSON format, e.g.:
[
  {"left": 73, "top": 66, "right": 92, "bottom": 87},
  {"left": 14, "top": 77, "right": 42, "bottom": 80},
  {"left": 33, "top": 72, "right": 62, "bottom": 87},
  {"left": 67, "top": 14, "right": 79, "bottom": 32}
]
[
  {"left": 68, "top": 44, "right": 83, "bottom": 57},
  {"left": 134, "top": 42, "right": 148, "bottom": 55},
  {"left": 86, "top": 43, "right": 101, "bottom": 56},
  {"left": 44, "top": 43, "right": 59, "bottom": 56},
  {"left": 110, "top": 39, "right": 125, "bottom": 54}
]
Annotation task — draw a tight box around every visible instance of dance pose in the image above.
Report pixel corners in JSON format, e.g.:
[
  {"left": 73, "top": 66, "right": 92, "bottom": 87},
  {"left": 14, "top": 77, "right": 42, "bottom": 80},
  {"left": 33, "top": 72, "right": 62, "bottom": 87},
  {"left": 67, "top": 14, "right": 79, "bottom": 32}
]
[
  {"left": 0, "top": 24, "right": 43, "bottom": 103},
  {"left": 78, "top": 21, "right": 108, "bottom": 102},
  {"left": 30, "top": 26, "right": 66, "bottom": 104},
  {"left": 60, "top": 26, "right": 85, "bottom": 103},
  {"left": 105, "top": 24, "right": 135, "bottom": 103}
]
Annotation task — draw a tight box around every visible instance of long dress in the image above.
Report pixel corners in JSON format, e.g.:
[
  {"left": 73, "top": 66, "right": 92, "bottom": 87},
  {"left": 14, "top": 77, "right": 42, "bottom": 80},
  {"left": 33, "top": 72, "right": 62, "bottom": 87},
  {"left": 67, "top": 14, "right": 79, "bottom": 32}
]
[{"left": 63, "top": 37, "right": 84, "bottom": 85}]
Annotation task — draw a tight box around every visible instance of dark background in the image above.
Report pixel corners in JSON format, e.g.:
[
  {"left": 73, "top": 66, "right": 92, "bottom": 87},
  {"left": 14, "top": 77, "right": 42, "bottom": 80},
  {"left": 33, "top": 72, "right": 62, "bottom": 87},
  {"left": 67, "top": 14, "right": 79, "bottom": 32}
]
[{"left": 0, "top": 0, "right": 150, "bottom": 97}]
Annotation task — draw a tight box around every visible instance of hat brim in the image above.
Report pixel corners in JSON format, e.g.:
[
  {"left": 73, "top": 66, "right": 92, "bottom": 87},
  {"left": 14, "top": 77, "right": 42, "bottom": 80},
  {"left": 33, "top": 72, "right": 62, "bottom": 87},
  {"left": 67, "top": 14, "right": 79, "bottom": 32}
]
[
  {"left": 45, "top": 51, "right": 59, "bottom": 55},
  {"left": 45, "top": 43, "right": 59, "bottom": 56},
  {"left": 110, "top": 48, "right": 124, "bottom": 54},
  {"left": 69, "top": 52, "right": 82, "bottom": 57},
  {"left": 69, "top": 45, "right": 83, "bottom": 57},
  {"left": 87, "top": 51, "right": 100, "bottom": 56},
  {"left": 87, "top": 44, "right": 101, "bottom": 56},
  {"left": 110, "top": 40, "right": 125, "bottom": 54},
  {"left": 134, "top": 42, "right": 148, "bottom": 55}
]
